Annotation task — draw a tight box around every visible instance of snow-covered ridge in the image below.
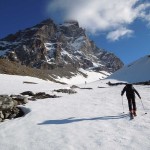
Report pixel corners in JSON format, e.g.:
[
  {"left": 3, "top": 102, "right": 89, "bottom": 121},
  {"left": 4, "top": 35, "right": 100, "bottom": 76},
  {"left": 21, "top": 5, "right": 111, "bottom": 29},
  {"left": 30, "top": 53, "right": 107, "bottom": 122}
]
[{"left": 108, "top": 55, "right": 150, "bottom": 83}]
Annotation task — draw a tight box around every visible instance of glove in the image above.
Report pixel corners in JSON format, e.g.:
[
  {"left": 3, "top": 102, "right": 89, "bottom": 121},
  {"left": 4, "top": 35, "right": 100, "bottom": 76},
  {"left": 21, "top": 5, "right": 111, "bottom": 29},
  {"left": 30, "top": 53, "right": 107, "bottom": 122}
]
[{"left": 121, "top": 92, "right": 123, "bottom": 96}]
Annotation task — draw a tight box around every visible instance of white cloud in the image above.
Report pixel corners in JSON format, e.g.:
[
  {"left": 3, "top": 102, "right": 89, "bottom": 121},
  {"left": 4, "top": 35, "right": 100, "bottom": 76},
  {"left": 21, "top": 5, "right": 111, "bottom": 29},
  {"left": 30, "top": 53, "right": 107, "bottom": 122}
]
[
  {"left": 48, "top": 0, "right": 150, "bottom": 41},
  {"left": 106, "top": 28, "right": 134, "bottom": 41},
  {"left": 137, "top": 3, "right": 150, "bottom": 25}
]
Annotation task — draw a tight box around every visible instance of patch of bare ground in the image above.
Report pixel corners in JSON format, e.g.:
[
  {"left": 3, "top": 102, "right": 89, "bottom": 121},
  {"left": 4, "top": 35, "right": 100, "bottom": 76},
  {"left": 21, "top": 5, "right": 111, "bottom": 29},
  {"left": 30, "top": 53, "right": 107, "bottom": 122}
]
[{"left": 0, "top": 59, "right": 87, "bottom": 84}]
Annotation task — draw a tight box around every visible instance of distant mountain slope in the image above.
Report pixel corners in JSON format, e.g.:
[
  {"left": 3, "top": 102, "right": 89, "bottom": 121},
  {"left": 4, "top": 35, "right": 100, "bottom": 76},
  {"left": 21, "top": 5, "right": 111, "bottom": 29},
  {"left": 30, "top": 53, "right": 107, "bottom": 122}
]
[
  {"left": 107, "top": 55, "right": 150, "bottom": 83},
  {"left": 0, "top": 19, "right": 123, "bottom": 75}
]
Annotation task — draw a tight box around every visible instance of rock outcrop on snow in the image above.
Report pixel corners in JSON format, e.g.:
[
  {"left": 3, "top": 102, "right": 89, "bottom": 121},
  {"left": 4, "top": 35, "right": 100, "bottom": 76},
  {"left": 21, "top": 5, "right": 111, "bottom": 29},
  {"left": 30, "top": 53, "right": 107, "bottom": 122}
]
[
  {"left": 54, "top": 88, "right": 77, "bottom": 94},
  {"left": 0, "top": 91, "right": 60, "bottom": 122},
  {"left": 0, "top": 95, "right": 27, "bottom": 121},
  {"left": 21, "top": 91, "right": 60, "bottom": 100},
  {"left": 0, "top": 19, "right": 123, "bottom": 75}
]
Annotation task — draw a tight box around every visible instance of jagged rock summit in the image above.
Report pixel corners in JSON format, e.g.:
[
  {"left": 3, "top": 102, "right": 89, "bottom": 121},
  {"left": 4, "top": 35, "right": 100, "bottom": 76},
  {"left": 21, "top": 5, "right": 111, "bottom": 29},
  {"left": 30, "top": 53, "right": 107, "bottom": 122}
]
[{"left": 0, "top": 19, "right": 123, "bottom": 77}]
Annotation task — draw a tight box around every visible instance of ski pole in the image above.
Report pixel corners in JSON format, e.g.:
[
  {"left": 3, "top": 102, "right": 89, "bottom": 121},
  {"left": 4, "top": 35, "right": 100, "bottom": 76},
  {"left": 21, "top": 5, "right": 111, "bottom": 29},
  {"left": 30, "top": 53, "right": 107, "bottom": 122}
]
[
  {"left": 140, "top": 98, "right": 147, "bottom": 114},
  {"left": 122, "top": 96, "right": 124, "bottom": 113}
]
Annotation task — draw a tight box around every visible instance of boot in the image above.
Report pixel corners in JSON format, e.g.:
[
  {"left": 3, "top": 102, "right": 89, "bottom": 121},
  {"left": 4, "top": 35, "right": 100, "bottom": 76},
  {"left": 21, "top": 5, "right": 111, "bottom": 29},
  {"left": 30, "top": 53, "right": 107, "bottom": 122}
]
[
  {"left": 129, "top": 111, "right": 134, "bottom": 119},
  {"left": 133, "top": 110, "right": 137, "bottom": 116}
]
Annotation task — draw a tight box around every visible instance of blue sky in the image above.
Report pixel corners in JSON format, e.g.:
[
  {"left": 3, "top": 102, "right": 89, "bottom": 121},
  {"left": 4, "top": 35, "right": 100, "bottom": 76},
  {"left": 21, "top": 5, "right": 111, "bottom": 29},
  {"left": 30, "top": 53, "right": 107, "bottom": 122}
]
[{"left": 0, "top": 0, "right": 150, "bottom": 64}]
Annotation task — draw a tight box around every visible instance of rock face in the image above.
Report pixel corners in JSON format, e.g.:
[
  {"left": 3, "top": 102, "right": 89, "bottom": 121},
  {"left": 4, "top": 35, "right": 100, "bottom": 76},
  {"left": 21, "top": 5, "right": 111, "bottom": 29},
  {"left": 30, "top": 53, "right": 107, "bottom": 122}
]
[{"left": 0, "top": 19, "right": 124, "bottom": 73}]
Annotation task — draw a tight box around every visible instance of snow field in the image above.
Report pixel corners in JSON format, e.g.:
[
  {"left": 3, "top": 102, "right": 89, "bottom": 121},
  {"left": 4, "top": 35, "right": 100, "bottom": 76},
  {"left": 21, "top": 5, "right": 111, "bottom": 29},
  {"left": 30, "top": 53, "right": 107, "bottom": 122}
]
[{"left": 0, "top": 74, "right": 150, "bottom": 150}]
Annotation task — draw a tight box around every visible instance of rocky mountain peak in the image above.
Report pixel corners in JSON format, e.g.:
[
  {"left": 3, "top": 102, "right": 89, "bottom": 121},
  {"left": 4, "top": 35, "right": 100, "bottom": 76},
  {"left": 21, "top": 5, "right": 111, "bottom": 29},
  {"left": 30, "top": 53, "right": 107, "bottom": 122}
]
[
  {"left": 0, "top": 18, "right": 124, "bottom": 74},
  {"left": 59, "top": 20, "right": 85, "bottom": 38},
  {"left": 35, "top": 18, "right": 55, "bottom": 27},
  {"left": 62, "top": 20, "right": 79, "bottom": 27}
]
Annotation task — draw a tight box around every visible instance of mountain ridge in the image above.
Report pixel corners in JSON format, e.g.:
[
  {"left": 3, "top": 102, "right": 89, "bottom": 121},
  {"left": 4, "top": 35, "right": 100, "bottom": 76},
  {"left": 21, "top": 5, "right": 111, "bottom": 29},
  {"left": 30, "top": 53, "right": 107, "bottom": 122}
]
[{"left": 0, "top": 19, "right": 124, "bottom": 80}]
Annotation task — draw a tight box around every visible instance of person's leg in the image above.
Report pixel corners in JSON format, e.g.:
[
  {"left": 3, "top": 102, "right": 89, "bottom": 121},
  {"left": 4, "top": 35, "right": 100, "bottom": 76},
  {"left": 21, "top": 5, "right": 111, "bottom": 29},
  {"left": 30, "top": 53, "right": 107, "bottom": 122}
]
[
  {"left": 132, "top": 98, "right": 137, "bottom": 116},
  {"left": 127, "top": 98, "right": 134, "bottom": 119},
  {"left": 127, "top": 98, "right": 132, "bottom": 113}
]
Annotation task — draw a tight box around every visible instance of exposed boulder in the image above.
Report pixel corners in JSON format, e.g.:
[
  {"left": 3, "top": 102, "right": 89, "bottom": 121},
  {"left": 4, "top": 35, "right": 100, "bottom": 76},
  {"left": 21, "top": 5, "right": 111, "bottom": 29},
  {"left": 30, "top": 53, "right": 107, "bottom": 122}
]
[
  {"left": 0, "top": 95, "right": 14, "bottom": 110},
  {"left": 21, "top": 91, "right": 35, "bottom": 96},
  {"left": 70, "top": 85, "right": 80, "bottom": 89},
  {"left": 54, "top": 88, "right": 77, "bottom": 94},
  {"left": 10, "top": 95, "right": 28, "bottom": 105},
  {"left": 0, "top": 95, "right": 25, "bottom": 122}
]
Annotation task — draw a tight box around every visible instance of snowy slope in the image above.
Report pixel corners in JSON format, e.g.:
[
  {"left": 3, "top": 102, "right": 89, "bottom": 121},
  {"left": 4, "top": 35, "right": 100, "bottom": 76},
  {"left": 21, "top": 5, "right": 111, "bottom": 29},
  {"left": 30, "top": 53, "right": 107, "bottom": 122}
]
[
  {"left": 0, "top": 74, "right": 150, "bottom": 150},
  {"left": 107, "top": 55, "right": 150, "bottom": 83},
  {"left": 55, "top": 69, "right": 110, "bottom": 84}
]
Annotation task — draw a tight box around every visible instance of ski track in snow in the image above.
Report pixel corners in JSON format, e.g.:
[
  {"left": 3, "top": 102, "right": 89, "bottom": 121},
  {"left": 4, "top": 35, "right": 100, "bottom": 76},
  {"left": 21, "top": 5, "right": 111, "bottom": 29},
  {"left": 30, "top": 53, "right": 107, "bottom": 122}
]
[{"left": 0, "top": 74, "right": 150, "bottom": 150}]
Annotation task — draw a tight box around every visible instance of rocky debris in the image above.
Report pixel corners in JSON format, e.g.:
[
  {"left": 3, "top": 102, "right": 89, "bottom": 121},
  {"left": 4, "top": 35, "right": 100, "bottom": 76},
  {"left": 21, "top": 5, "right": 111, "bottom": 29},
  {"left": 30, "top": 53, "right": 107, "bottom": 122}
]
[
  {"left": 31, "top": 92, "right": 59, "bottom": 100},
  {"left": 70, "top": 85, "right": 80, "bottom": 89},
  {"left": 107, "top": 81, "right": 126, "bottom": 86},
  {"left": 21, "top": 91, "right": 35, "bottom": 96},
  {"left": 0, "top": 90, "right": 60, "bottom": 122},
  {"left": 0, "top": 95, "right": 26, "bottom": 122},
  {"left": 10, "top": 95, "right": 28, "bottom": 105},
  {"left": 98, "top": 86, "right": 106, "bottom": 88},
  {"left": 54, "top": 89, "right": 77, "bottom": 94},
  {"left": 80, "top": 88, "right": 93, "bottom": 90},
  {"left": 21, "top": 91, "right": 59, "bottom": 100},
  {"left": 12, "top": 107, "right": 25, "bottom": 118},
  {"left": 0, "top": 95, "right": 14, "bottom": 110},
  {"left": 134, "top": 80, "right": 150, "bottom": 85},
  {"left": 106, "top": 81, "right": 150, "bottom": 86},
  {"left": 23, "top": 81, "right": 38, "bottom": 84}
]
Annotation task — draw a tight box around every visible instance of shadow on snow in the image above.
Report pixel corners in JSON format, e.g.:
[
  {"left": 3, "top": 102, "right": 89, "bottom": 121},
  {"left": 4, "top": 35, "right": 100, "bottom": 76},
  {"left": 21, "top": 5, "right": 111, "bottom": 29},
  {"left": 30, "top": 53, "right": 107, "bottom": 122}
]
[{"left": 38, "top": 114, "right": 128, "bottom": 125}]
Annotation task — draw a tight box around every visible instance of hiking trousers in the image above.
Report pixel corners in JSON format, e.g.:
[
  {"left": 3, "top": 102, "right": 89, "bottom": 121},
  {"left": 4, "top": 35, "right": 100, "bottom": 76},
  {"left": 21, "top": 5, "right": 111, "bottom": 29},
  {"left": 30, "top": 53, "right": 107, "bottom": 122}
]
[{"left": 127, "top": 96, "right": 136, "bottom": 111}]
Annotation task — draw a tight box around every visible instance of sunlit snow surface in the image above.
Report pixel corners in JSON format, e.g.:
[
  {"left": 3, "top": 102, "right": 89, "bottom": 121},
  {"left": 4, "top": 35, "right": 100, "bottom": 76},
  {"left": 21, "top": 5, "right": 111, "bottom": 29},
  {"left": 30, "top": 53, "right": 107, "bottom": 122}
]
[
  {"left": 0, "top": 73, "right": 150, "bottom": 150},
  {"left": 107, "top": 55, "right": 150, "bottom": 83},
  {"left": 55, "top": 69, "right": 110, "bottom": 84}
]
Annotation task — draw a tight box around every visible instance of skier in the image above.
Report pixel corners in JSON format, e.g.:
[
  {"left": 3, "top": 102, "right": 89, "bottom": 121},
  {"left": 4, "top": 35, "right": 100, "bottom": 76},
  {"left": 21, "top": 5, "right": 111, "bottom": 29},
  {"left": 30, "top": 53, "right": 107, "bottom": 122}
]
[{"left": 121, "top": 84, "right": 141, "bottom": 117}]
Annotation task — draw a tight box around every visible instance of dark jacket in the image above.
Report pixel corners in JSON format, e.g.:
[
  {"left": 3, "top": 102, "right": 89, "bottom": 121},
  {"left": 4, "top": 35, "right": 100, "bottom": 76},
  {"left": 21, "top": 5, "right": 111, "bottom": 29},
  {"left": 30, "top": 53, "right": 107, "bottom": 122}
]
[{"left": 121, "top": 84, "right": 141, "bottom": 99}]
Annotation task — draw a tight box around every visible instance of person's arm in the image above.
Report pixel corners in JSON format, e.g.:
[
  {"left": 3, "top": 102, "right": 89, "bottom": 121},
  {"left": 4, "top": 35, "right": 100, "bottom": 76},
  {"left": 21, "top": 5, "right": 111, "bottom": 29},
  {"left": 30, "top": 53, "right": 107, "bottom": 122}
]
[
  {"left": 134, "top": 89, "right": 141, "bottom": 99},
  {"left": 121, "top": 86, "right": 126, "bottom": 96}
]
